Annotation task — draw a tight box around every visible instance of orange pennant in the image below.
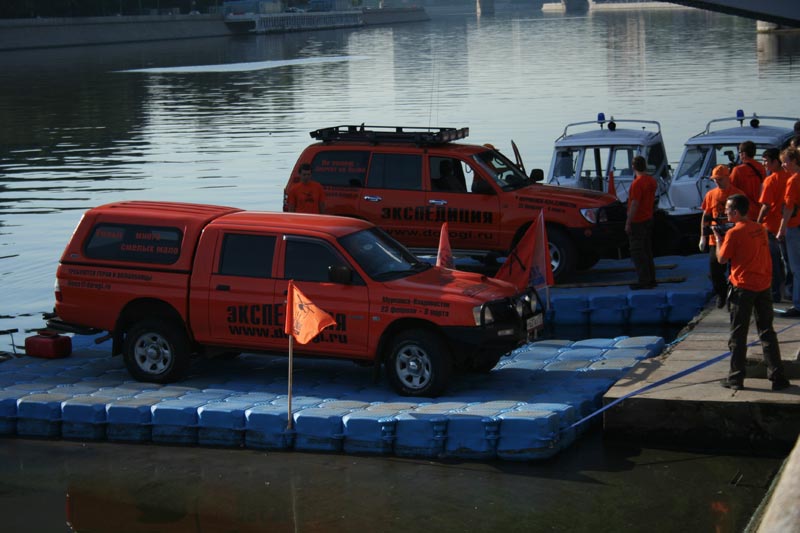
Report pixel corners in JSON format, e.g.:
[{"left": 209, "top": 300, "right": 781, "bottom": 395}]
[
  {"left": 608, "top": 169, "right": 617, "bottom": 198},
  {"left": 436, "top": 222, "right": 455, "bottom": 269},
  {"left": 495, "top": 211, "right": 554, "bottom": 290},
  {"left": 284, "top": 281, "right": 336, "bottom": 345}
]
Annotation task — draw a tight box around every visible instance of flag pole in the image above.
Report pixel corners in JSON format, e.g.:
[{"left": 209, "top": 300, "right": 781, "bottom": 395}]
[{"left": 287, "top": 335, "right": 294, "bottom": 430}]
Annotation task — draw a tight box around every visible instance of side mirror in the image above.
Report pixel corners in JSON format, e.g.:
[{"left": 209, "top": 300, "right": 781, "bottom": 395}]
[
  {"left": 530, "top": 168, "right": 544, "bottom": 182},
  {"left": 328, "top": 265, "right": 353, "bottom": 284}
]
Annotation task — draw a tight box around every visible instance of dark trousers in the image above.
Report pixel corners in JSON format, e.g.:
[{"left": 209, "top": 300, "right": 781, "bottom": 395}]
[
  {"left": 768, "top": 232, "right": 785, "bottom": 302},
  {"left": 629, "top": 219, "right": 655, "bottom": 285},
  {"left": 709, "top": 245, "right": 728, "bottom": 300},
  {"left": 727, "top": 286, "right": 786, "bottom": 385}
]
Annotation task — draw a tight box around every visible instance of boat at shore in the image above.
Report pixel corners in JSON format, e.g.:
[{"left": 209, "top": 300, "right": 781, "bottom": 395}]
[
  {"left": 538, "top": 111, "right": 800, "bottom": 254},
  {"left": 669, "top": 111, "right": 799, "bottom": 210}
]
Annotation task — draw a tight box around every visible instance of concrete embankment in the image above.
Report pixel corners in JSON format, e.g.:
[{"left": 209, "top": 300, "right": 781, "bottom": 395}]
[
  {"left": 0, "top": 14, "right": 234, "bottom": 51},
  {"left": 604, "top": 304, "right": 800, "bottom": 454},
  {"left": 0, "top": 8, "right": 429, "bottom": 51}
]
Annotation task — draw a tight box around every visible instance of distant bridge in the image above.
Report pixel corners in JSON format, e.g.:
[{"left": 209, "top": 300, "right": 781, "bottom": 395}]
[
  {"left": 667, "top": 0, "right": 800, "bottom": 27},
  {"left": 554, "top": 0, "right": 800, "bottom": 28}
]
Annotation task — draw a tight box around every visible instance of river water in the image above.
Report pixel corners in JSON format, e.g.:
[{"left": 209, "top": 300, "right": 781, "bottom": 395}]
[{"left": 0, "top": 5, "right": 797, "bottom": 531}]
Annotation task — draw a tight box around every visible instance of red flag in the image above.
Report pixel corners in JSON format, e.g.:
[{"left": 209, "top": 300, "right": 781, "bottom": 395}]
[
  {"left": 436, "top": 222, "right": 455, "bottom": 269},
  {"left": 608, "top": 169, "right": 617, "bottom": 198},
  {"left": 495, "top": 211, "right": 554, "bottom": 290},
  {"left": 284, "top": 281, "right": 336, "bottom": 345}
]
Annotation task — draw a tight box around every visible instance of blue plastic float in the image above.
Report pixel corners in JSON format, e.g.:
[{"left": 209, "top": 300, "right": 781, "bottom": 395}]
[{"left": 0, "top": 333, "right": 666, "bottom": 461}]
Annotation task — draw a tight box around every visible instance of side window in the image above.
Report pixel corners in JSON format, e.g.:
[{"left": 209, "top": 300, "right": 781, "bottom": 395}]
[
  {"left": 218, "top": 234, "right": 275, "bottom": 278},
  {"left": 284, "top": 238, "right": 349, "bottom": 283},
  {"left": 429, "top": 157, "right": 467, "bottom": 193},
  {"left": 84, "top": 223, "right": 182, "bottom": 265},
  {"left": 366, "top": 153, "right": 422, "bottom": 190},
  {"left": 310, "top": 151, "right": 370, "bottom": 187}
]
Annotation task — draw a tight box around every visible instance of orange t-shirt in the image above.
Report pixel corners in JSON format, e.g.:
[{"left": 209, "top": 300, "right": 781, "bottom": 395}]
[
  {"left": 730, "top": 162, "right": 765, "bottom": 220},
  {"left": 758, "top": 169, "right": 789, "bottom": 235},
  {"left": 628, "top": 173, "right": 657, "bottom": 223},
  {"left": 701, "top": 184, "right": 743, "bottom": 246},
  {"left": 718, "top": 219, "right": 772, "bottom": 292},
  {"left": 288, "top": 181, "right": 326, "bottom": 214},
  {"left": 784, "top": 173, "right": 800, "bottom": 229}
]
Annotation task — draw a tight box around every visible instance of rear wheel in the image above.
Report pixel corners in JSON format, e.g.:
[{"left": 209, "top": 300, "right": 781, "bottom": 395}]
[
  {"left": 386, "top": 329, "right": 452, "bottom": 397},
  {"left": 123, "top": 319, "right": 190, "bottom": 383}
]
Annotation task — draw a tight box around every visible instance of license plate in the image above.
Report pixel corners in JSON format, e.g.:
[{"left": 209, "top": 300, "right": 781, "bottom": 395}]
[{"left": 527, "top": 314, "right": 544, "bottom": 331}]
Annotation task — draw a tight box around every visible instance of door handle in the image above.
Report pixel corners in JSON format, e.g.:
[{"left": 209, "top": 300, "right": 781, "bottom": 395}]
[
  {"left": 216, "top": 284, "right": 230, "bottom": 291},
  {"left": 428, "top": 199, "right": 447, "bottom": 206},
  {"left": 363, "top": 195, "right": 382, "bottom": 202}
]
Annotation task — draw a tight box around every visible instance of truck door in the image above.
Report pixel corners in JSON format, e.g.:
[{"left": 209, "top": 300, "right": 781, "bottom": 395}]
[
  {"left": 426, "top": 155, "right": 501, "bottom": 251},
  {"left": 357, "top": 152, "right": 430, "bottom": 247},
  {"left": 280, "top": 235, "right": 371, "bottom": 359},
  {"left": 202, "top": 231, "right": 284, "bottom": 350}
]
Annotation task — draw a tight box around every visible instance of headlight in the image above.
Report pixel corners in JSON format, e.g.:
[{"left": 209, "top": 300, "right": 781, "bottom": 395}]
[
  {"left": 580, "top": 208, "right": 598, "bottom": 224},
  {"left": 473, "top": 304, "right": 494, "bottom": 326},
  {"left": 515, "top": 293, "right": 533, "bottom": 316}
]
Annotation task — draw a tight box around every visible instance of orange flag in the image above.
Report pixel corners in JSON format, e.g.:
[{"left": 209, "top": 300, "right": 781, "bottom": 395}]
[
  {"left": 436, "top": 222, "right": 455, "bottom": 269},
  {"left": 608, "top": 169, "right": 617, "bottom": 198},
  {"left": 495, "top": 211, "right": 554, "bottom": 290},
  {"left": 284, "top": 281, "right": 336, "bottom": 345}
]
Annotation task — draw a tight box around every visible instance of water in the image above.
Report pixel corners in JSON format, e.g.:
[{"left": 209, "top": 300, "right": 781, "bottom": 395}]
[
  {"left": 0, "top": 8, "right": 797, "bottom": 530},
  {"left": 1, "top": 7, "right": 799, "bottom": 350}
]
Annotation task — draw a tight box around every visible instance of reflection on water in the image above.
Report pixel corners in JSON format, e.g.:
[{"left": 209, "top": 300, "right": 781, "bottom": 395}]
[
  {"left": 1, "top": 7, "right": 798, "bottom": 352},
  {"left": 117, "top": 55, "right": 369, "bottom": 73}
]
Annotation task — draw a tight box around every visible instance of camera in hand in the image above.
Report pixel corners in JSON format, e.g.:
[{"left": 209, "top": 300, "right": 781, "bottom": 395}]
[{"left": 702, "top": 217, "right": 733, "bottom": 237}]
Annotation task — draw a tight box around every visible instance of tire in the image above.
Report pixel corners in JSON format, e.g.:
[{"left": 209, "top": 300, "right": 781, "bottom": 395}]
[
  {"left": 546, "top": 226, "right": 576, "bottom": 283},
  {"left": 386, "top": 329, "right": 452, "bottom": 397},
  {"left": 123, "top": 319, "right": 190, "bottom": 383}
]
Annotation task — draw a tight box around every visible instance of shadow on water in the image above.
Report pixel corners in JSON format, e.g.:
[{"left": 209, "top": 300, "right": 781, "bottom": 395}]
[{"left": 0, "top": 431, "right": 782, "bottom": 533}]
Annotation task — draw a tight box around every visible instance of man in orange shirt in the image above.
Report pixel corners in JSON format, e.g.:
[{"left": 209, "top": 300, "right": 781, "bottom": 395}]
[
  {"left": 715, "top": 194, "right": 790, "bottom": 391},
  {"left": 699, "top": 165, "right": 743, "bottom": 308},
  {"left": 777, "top": 147, "right": 800, "bottom": 316},
  {"left": 625, "top": 156, "right": 657, "bottom": 290},
  {"left": 730, "top": 140, "right": 765, "bottom": 220},
  {"left": 756, "top": 148, "right": 789, "bottom": 302},
  {"left": 287, "top": 163, "right": 326, "bottom": 214}
]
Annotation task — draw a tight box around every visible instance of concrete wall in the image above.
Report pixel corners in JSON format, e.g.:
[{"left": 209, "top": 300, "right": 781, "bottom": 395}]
[{"left": 0, "top": 14, "right": 234, "bottom": 51}]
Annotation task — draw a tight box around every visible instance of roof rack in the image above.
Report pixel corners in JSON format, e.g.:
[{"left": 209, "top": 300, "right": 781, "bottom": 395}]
[
  {"left": 703, "top": 114, "right": 800, "bottom": 135},
  {"left": 558, "top": 117, "right": 661, "bottom": 141},
  {"left": 309, "top": 125, "right": 470, "bottom": 145}
]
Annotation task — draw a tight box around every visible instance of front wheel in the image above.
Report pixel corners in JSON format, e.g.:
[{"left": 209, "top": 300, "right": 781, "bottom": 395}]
[
  {"left": 123, "top": 319, "right": 190, "bottom": 383},
  {"left": 546, "top": 226, "right": 576, "bottom": 283},
  {"left": 386, "top": 329, "right": 452, "bottom": 397}
]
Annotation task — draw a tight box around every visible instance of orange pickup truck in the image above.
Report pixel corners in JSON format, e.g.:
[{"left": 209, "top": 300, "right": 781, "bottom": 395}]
[
  {"left": 284, "top": 125, "right": 629, "bottom": 281},
  {"left": 46, "top": 201, "right": 543, "bottom": 397}
]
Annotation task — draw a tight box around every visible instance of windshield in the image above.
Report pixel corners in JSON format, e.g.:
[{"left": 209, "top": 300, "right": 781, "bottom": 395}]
[
  {"left": 473, "top": 150, "right": 530, "bottom": 191},
  {"left": 339, "top": 227, "right": 430, "bottom": 281},
  {"left": 673, "top": 146, "right": 710, "bottom": 181}
]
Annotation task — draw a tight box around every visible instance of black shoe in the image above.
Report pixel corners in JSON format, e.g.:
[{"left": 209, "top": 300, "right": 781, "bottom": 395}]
[
  {"left": 716, "top": 295, "right": 726, "bottom": 309},
  {"left": 772, "top": 378, "right": 791, "bottom": 391},
  {"left": 720, "top": 378, "right": 743, "bottom": 390},
  {"left": 779, "top": 307, "right": 800, "bottom": 318}
]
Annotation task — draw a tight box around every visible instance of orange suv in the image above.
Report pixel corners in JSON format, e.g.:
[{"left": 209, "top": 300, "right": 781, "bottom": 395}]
[
  {"left": 46, "top": 201, "right": 544, "bottom": 397},
  {"left": 284, "top": 125, "right": 628, "bottom": 281}
]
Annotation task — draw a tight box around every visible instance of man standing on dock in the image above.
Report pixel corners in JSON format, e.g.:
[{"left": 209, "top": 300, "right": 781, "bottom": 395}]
[
  {"left": 700, "top": 165, "right": 743, "bottom": 308},
  {"left": 625, "top": 155, "right": 657, "bottom": 290},
  {"left": 715, "top": 194, "right": 790, "bottom": 391},
  {"left": 287, "top": 163, "right": 326, "bottom": 214}
]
